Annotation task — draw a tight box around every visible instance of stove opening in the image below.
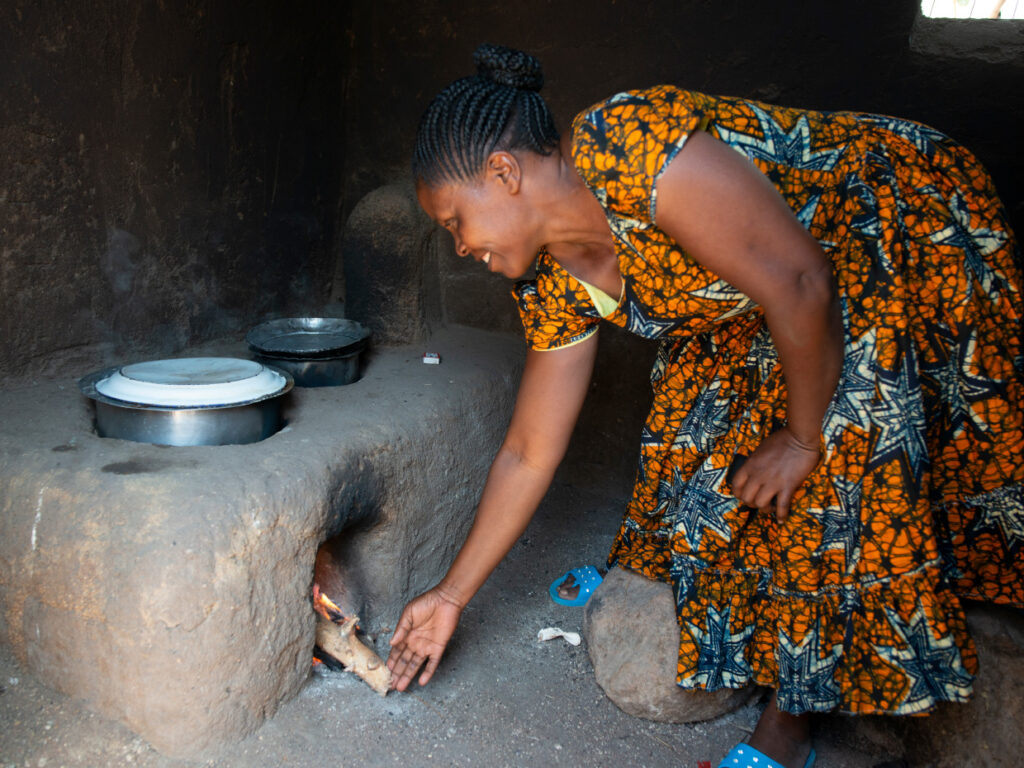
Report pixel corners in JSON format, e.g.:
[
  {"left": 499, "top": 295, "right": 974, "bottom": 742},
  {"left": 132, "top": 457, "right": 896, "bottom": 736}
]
[{"left": 311, "top": 534, "right": 392, "bottom": 694}]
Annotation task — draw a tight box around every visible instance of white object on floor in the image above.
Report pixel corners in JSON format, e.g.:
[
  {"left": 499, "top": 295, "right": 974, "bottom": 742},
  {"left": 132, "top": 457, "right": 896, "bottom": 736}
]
[{"left": 537, "top": 627, "right": 581, "bottom": 646}]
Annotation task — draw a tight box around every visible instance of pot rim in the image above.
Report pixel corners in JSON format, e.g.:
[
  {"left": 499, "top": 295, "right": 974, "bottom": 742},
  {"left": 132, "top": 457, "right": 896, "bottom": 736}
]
[
  {"left": 246, "top": 317, "right": 370, "bottom": 359},
  {"left": 79, "top": 365, "right": 294, "bottom": 412}
]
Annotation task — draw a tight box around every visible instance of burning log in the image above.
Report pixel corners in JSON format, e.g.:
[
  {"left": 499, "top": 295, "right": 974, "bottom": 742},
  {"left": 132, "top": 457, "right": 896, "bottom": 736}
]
[
  {"left": 313, "top": 585, "right": 392, "bottom": 695},
  {"left": 315, "top": 615, "right": 392, "bottom": 695}
]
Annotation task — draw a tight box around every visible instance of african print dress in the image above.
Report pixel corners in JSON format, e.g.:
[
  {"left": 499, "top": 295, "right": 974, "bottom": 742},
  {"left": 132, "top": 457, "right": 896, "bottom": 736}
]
[{"left": 513, "top": 85, "right": 1024, "bottom": 715}]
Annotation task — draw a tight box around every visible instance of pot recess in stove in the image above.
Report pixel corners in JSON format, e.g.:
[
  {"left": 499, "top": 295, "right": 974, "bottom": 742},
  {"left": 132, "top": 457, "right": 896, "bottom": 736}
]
[{"left": 78, "top": 357, "right": 293, "bottom": 447}]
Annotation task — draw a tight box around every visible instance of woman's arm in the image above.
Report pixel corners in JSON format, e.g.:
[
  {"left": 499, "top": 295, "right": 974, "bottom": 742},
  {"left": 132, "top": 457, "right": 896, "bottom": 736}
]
[
  {"left": 387, "top": 332, "right": 598, "bottom": 691},
  {"left": 654, "top": 129, "right": 843, "bottom": 520}
]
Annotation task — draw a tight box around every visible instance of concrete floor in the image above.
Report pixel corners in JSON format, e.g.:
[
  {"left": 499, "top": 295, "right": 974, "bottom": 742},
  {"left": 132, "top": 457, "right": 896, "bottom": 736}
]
[{"left": 0, "top": 465, "right": 897, "bottom": 768}]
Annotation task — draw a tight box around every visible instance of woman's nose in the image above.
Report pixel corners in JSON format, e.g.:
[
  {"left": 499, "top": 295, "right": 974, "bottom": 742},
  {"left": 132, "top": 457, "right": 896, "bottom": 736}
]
[{"left": 454, "top": 239, "right": 470, "bottom": 257}]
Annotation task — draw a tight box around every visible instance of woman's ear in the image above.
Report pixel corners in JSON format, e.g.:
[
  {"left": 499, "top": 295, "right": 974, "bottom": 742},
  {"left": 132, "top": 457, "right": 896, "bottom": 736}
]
[{"left": 486, "top": 151, "right": 521, "bottom": 194}]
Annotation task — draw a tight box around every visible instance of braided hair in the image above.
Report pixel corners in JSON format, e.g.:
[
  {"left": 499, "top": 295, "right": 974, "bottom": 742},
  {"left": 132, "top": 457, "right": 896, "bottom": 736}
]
[{"left": 413, "top": 43, "right": 560, "bottom": 186}]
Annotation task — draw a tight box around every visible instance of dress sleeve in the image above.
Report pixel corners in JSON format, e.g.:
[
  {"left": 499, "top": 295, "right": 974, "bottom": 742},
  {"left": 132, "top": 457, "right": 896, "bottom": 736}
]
[
  {"left": 512, "top": 253, "right": 600, "bottom": 351},
  {"left": 572, "top": 85, "right": 705, "bottom": 224}
]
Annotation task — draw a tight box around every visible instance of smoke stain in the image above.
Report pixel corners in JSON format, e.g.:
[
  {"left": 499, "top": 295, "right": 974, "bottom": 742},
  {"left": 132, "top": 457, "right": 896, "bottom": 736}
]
[{"left": 101, "top": 459, "right": 170, "bottom": 475}]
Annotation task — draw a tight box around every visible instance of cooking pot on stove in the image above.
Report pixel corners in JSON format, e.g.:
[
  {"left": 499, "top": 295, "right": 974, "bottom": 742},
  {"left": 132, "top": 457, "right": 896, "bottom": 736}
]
[
  {"left": 79, "top": 357, "right": 293, "bottom": 446},
  {"left": 246, "top": 317, "right": 370, "bottom": 387}
]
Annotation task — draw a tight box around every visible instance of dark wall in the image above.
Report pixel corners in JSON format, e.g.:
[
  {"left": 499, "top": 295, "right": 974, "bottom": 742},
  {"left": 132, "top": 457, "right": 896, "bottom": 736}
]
[
  {"left": 2, "top": 0, "right": 1021, "bottom": 390},
  {"left": 1, "top": 1, "right": 348, "bottom": 379}
]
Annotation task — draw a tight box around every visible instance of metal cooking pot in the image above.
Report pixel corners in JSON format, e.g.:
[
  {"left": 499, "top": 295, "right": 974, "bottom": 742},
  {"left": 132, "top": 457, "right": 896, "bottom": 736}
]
[
  {"left": 79, "top": 358, "right": 293, "bottom": 446},
  {"left": 251, "top": 352, "right": 361, "bottom": 388},
  {"left": 246, "top": 317, "right": 370, "bottom": 387}
]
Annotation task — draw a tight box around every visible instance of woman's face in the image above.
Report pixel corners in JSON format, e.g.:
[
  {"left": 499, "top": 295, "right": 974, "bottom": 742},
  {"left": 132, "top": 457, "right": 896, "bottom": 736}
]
[{"left": 416, "top": 152, "right": 539, "bottom": 279}]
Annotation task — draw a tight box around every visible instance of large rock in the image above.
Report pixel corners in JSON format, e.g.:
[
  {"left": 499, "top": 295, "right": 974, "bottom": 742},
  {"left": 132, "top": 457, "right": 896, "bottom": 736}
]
[
  {"left": 583, "top": 566, "right": 755, "bottom": 722},
  {"left": 0, "top": 326, "right": 522, "bottom": 759}
]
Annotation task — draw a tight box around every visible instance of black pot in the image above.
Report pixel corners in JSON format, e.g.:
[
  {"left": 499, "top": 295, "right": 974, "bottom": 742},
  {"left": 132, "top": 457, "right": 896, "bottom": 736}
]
[{"left": 246, "top": 317, "right": 370, "bottom": 387}]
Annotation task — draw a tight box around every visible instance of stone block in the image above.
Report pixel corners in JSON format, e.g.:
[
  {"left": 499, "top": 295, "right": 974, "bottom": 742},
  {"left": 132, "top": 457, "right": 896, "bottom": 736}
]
[{"left": 583, "top": 566, "right": 755, "bottom": 722}]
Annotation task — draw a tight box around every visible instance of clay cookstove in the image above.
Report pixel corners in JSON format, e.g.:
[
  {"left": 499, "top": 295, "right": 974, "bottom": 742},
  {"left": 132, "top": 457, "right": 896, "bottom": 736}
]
[{"left": 0, "top": 327, "right": 521, "bottom": 759}]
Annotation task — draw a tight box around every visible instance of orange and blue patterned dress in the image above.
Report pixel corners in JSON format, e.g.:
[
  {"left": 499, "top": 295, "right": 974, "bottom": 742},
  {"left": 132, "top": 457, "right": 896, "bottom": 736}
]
[{"left": 513, "top": 85, "right": 1023, "bottom": 715}]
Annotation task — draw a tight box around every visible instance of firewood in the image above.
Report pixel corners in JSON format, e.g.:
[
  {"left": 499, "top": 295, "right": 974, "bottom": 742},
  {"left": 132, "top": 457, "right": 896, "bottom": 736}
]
[{"left": 315, "top": 614, "right": 392, "bottom": 695}]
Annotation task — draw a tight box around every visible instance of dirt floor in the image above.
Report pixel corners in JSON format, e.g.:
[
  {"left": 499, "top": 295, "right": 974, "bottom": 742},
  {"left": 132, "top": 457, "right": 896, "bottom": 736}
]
[{"left": 0, "top": 471, "right": 894, "bottom": 768}]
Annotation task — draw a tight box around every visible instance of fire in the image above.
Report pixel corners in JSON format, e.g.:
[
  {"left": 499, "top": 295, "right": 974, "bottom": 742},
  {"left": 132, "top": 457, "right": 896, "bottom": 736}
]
[
  {"left": 312, "top": 583, "right": 355, "bottom": 672},
  {"left": 309, "top": 582, "right": 392, "bottom": 694},
  {"left": 312, "top": 583, "right": 352, "bottom": 624}
]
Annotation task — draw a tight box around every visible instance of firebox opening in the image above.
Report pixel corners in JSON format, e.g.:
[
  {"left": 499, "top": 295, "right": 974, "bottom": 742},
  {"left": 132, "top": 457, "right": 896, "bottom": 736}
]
[
  {"left": 311, "top": 534, "right": 393, "bottom": 694},
  {"left": 313, "top": 529, "right": 369, "bottom": 626}
]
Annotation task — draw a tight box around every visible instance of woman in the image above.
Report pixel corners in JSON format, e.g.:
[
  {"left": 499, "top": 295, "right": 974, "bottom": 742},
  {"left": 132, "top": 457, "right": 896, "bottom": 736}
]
[{"left": 386, "top": 43, "right": 1024, "bottom": 768}]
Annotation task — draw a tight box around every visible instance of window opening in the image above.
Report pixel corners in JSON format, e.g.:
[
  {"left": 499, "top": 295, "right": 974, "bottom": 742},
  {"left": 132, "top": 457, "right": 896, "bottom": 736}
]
[
  {"left": 913, "top": 0, "right": 1024, "bottom": 62},
  {"left": 921, "top": 0, "right": 1024, "bottom": 19}
]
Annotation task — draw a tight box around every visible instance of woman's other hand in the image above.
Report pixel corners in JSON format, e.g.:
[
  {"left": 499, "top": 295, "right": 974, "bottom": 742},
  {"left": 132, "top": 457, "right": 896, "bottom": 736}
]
[
  {"left": 387, "top": 586, "right": 464, "bottom": 691},
  {"left": 655, "top": 129, "right": 842, "bottom": 524},
  {"left": 730, "top": 427, "right": 821, "bottom": 522}
]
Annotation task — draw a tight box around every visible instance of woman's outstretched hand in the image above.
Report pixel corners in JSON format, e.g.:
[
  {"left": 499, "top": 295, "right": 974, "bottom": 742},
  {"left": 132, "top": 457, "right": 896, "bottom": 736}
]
[
  {"left": 387, "top": 587, "right": 464, "bottom": 691},
  {"left": 729, "top": 427, "right": 821, "bottom": 522}
]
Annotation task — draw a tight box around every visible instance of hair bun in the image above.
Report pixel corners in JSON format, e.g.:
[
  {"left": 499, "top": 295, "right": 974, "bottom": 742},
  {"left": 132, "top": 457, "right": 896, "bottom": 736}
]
[{"left": 473, "top": 43, "right": 544, "bottom": 92}]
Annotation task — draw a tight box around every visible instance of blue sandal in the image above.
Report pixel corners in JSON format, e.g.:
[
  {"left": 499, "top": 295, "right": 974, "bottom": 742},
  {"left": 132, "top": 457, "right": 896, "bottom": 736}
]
[
  {"left": 718, "top": 743, "right": 816, "bottom": 768},
  {"left": 549, "top": 566, "right": 603, "bottom": 607}
]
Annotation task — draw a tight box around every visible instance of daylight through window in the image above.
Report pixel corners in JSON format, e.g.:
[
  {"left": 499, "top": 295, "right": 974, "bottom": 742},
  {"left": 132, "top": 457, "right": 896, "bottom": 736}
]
[{"left": 921, "top": 0, "right": 1024, "bottom": 19}]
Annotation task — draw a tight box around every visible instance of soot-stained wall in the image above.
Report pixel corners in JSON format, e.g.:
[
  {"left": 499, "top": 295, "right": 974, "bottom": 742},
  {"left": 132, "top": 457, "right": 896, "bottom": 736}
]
[{"left": 1, "top": 1, "right": 349, "bottom": 380}]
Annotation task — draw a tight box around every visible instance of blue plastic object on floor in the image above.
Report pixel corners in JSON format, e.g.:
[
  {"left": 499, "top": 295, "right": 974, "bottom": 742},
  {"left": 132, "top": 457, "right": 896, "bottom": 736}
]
[
  {"left": 549, "top": 565, "right": 603, "bottom": 607},
  {"left": 718, "top": 743, "right": 816, "bottom": 768}
]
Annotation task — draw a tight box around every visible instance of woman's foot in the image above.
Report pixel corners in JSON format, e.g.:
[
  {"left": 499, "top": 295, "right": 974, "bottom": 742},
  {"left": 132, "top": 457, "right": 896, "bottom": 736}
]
[
  {"left": 745, "top": 692, "right": 812, "bottom": 768},
  {"left": 556, "top": 572, "right": 581, "bottom": 601}
]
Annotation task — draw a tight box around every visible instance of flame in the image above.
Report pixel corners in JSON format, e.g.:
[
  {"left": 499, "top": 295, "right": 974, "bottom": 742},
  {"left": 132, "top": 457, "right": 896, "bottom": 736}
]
[
  {"left": 312, "top": 583, "right": 351, "bottom": 625},
  {"left": 311, "top": 583, "right": 356, "bottom": 670}
]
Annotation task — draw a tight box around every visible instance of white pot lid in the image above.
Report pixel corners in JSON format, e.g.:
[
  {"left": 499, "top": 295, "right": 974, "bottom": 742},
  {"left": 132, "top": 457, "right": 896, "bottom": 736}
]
[{"left": 95, "top": 357, "right": 288, "bottom": 407}]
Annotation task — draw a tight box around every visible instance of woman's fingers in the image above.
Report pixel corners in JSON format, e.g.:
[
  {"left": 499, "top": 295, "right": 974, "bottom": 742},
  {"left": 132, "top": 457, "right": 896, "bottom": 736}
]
[
  {"left": 389, "top": 621, "right": 409, "bottom": 649},
  {"left": 419, "top": 654, "right": 442, "bottom": 687},
  {"left": 733, "top": 469, "right": 779, "bottom": 512},
  {"left": 774, "top": 487, "right": 794, "bottom": 523},
  {"left": 390, "top": 642, "right": 442, "bottom": 691},
  {"left": 390, "top": 647, "right": 425, "bottom": 692},
  {"left": 392, "top": 664, "right": 417, "bottom": 692},
  {"left": 386, "top": 611, "right": 422, "bottom": 690},
  {"left": 732, "top": 471, "right": 768, "bottom": 510},
  {"left": 729, "top": 468, "right": 752, "bottom": 505},
  {"left": 752, "top": 484, "right": 777, "bottom": 511}
]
